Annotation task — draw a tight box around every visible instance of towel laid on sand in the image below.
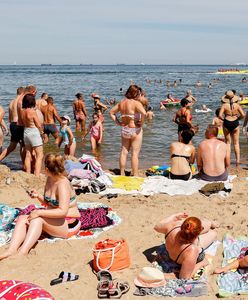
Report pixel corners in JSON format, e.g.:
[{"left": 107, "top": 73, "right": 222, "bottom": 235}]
[
  {"left": 101, "top": 175, "right": 235, "bottom": 197},
  {"left": 217, "top": 234, "right": 248, "bottom": 297},
  {"left": 0, "top": 202, "right": 121, "bottom": 246},
  {"left": 134, "top": 241, "right": 220, "bottom": 297}
]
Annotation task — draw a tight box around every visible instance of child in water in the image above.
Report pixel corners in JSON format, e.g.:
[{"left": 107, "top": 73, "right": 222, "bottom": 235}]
[
  {"left": 212, "top": 108, "right": 224, "bottom": 141},
  {"left": 58, "top": 115, "right": 76, "bottom": 156},
  {"left": 83, "top": 113, "right": 103, "bottom": 151},
  {"left": 146, "top": 106, "right": 155, "bottom": 120}
]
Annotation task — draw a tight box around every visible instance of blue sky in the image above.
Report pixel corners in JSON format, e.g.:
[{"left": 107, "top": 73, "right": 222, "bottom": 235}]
[{"left": 0, "top": 0, "right": 247, "bottom": 64}]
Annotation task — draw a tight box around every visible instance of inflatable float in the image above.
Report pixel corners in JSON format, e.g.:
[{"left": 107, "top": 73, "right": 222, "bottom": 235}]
[
  {"left": 240, "top": 98, "right": 248, "bottom": 105},
  {"left": 0, "top": 280, "right": 55, "bottom": 299},
  {"left": 146, "top": 164, "right": 196, "bottom": 177},
  {"left": 195, "top": 108, "right": 212, "bottom": 113},
  {"left": 216, "top": 69, "right": 248, "bottom": 75},
  {"left": 160, "top": 98, "right": 180, "bottom": 107}
]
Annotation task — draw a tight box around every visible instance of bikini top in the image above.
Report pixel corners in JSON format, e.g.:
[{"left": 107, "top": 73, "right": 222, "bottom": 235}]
[
  {"left": 44, "top": 194, "right": 76, "bottom": 207},
  {"left": 179, "top": 108, "right": 192, "bottom": 122},
  {"left": 121, "top": 114, "right": 135, "bottom": 120},
  {"left": 165, "top": 226, "right": 205, "bottom": 264},
  {"left": 171, "top": 154, "right": 191, "bottom": 166}
]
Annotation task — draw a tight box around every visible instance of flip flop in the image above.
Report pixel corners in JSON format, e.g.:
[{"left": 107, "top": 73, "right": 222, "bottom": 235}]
[
  {"left": 50, "top": 271, "right": 79, "bottom": 286},
  {"left": 108, "top": 281, "right": 130, "bottom": 299}
]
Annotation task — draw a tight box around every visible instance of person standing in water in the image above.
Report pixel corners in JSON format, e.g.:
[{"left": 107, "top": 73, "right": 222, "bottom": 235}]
[
  {"left": 83, "top": 113, "right": 103, "bottom": 151},
  {"left": 73, "top": 93, "right": 88, "bottom": 132},
  {"left": 41, "top": 96, "right": 62, "bottom": 144},
  {"left": 109, "top": 85, "right": 146, "bottom": 176},
  {"left": 36, "top": 92, "right": 48, "bottom": 110}
]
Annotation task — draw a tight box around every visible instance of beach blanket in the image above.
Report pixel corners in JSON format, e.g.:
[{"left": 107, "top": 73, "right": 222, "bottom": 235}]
[
  {"left": 0, "top": 202, "right": 121, "bottom": 246},
  {"left": 111, "top": 176, "right": 145, "bottom": 191},
  {"left": 134, "top": 241, "right": 220, "bottom": 297},
  {"left": 217, "top": 234, "right": 248, "bottom": 297},
  {"left": 101, "top": 175, "right": 235, "bottom": 197}
]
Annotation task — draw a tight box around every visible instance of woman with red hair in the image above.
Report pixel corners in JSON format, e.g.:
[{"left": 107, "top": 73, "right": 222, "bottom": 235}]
[{"left": 154, "top": 213, "right": 219, "bottom": 279}]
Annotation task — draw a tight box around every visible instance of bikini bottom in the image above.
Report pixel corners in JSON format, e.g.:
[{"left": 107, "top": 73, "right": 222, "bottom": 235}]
[
  {"left": 66, "top": 218, "right": 81, "bottom": 238},
  {"left": 169, "top": 172, "right": 191, "bottom": 181},
  {"left": 223, "top": 119, "right": 239, "bottom": 132},
  {"left": 121, "top": 126, "right": 141, "bottom": 139}
]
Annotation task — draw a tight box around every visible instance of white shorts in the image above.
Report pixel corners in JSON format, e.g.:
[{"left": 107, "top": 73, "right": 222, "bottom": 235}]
[{"left": 24, "top": 127, "right": 43, "bottom": 147}]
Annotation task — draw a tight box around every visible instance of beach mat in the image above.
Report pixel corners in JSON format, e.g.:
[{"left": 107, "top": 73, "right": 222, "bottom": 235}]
[
  {"left": 101, "top": 175, "right": 235, "bottom": 197},
  {"left": 0, "top": 202, "right": 121, "bottom": 246},
  {"left": 217, "top": 234, "right": 248, "bottom": 297},
  {"left": 134, "top": 241, "right": 220, "bottom": 297}
]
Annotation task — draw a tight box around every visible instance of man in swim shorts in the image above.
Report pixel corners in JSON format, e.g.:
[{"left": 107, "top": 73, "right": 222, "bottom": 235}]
[
  {"left": 0, "top": 87, "right": 25, "bottom": 162},
  {"left": 41, "top": 96, "right": 62, "bottom": 143},
  {"left": 197, "top": 125, "right": 230, "bottom": 181}
]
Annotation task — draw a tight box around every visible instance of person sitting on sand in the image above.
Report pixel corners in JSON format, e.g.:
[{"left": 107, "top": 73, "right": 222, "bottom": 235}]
[
  {"left": 214, "top": 248, "right": 248, "bottom": 274},
  {"left": 170, "top": 129, "right": 195, "bottom": 181},
  {"left": 146, "top": 106, "right": 154, "bottom": 120},
  {"left": 197, "top": 125, "right": 230, "bottom": 181},
  {"left": 0, "top": 154, "right": 81, "bottom": 260},
  {"left": 212, "top": 108, "right": 224, "bottom": 141},
  {"left": 154, "top": 212, "right": 218, "bottom": 279}
]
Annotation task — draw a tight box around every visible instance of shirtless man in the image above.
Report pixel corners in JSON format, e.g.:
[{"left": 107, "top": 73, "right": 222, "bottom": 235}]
[
  {"left": 73, "top": 93, "right": 88, "bottom": 131},
  {"left": 41, "top": 96, "right": 61, "bottom": 143},
  {"left": 36, "top": 92, "right": 48, "bottom": 110},
  {"left": 183, "top": 90, "right": 197, "bottom": 104},
  {"left": 197, "top": 125, "right": 230, "bottom": 181},
  {"left": 0, "top": 87, "right": 25, "bottom": 161}
]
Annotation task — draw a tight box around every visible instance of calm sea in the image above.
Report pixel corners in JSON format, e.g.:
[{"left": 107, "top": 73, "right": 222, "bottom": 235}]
[{"left": 0, "top": 65, "right": 247, "bottom": 170}]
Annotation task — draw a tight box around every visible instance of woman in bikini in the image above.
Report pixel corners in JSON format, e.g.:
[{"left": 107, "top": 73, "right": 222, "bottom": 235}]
[
  {"left": 154, "top": 213, "right": 219, "bottom": 279},
  {"left": 170, "top": 129, "right": 195, "bottom": 181},
  {"left": 109, "top": 85, "right": 146, "bottom": 176},
  {"left": 219, "top": 90, "right": 245, "bottom": 166},
  {"left": 73, "top": 93, "right": 88, "bottom": 132},
  {"left": 173, "top": 99, "right": 198, "bottom": 139},
  {"left": 0, "top": 154, "right": 81, "bottom": 260}
]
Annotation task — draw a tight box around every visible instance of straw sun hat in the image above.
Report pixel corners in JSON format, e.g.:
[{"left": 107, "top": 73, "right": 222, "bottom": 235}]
[
  {"left": 134, "top": 267, "right": 167, "bottom": 288},
  {"left": 221, "top": 90, "right": 239, "bottom": 103}
]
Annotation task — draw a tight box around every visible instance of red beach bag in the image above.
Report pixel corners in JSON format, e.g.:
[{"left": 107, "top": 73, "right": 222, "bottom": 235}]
[{"left": 92, "top": 239, "right": 131, "bottom": 272}]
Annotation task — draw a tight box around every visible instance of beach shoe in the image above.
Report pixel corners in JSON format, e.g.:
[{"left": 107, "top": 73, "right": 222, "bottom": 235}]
[
  {"left": 50, "top": 271, "right": 79, "bottom": 285},
  {"left": 175, "top": 283, "right": 192, "bottom": 294},
  {"left": 108, "top": 281, "right": 130, "bottom": 299}
]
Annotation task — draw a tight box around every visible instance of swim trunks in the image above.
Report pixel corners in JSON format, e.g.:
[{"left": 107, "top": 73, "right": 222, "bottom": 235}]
[
  {"left": 199, "top": 169, "right": 228, "bottom": 182},
  {"left": 24, "top": 127, "right": 43, "bottom": 147},
  {"left": 44, "top": 124, "right": 58, "bottom": 135},
  {"left": 10, "top": 122, "right": 24, "bottom": 143}
]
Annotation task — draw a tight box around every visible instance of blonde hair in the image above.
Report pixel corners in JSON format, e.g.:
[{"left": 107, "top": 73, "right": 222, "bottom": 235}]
[{"left": 45, "top": 154, "right": 65, "bottom": 175}]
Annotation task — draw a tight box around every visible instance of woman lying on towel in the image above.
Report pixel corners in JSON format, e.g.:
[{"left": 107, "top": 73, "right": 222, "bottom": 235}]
[
  {"left": 154, "top": 212, "right": 219, "bottom": 279},
  {"left": 170, "top": 129, "right": 195, "bottom": 181},
  {"left": 0, "top": 154, "right": 81, "bottom": 260},
  {"left": 213, "top": 248, "right": 248, "bottom": 274}
]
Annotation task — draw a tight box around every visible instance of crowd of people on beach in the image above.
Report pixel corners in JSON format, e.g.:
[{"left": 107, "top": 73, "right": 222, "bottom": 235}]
[{"left": 0, "top": 83, "right": 247, "bottom": 291}]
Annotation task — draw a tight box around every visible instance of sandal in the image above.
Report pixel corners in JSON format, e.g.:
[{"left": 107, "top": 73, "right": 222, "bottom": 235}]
[
  {"left": 50, "top": 271, "right": 79, "bottom": 285},
  {"left": 97, "top": 270, "right": 113, "bottom": 299},
  {"left": 108, "top": 281, "right": 130, "bottom": 299}
]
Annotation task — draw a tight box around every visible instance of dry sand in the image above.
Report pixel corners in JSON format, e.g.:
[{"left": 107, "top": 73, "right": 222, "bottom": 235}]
[{"left": 0, "top": 165, "right": 247, "bottom": 300}]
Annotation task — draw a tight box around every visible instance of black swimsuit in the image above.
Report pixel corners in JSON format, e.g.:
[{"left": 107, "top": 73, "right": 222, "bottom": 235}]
[
  {"left": 170, "top": 154, "right": 192, "bottom": 181},
  {"left": 165, "top": 226, "right": 205, "bottom": 264},
  {"left": 223, "top": 100, "right": 239, "bottom": 132}
]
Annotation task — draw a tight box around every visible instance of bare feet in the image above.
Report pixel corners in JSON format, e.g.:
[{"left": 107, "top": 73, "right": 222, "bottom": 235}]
[
  {"left": 211, "top": 221, "right": 220, "bottom": 229},
  {"left": 0, "top": 250, "right": 17, "bottom": 261}
]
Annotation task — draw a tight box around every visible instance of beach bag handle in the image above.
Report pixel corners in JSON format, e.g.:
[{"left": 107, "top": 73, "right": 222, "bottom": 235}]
[{"left": 93, "top": 241, "right": 121, "bottom": 271}]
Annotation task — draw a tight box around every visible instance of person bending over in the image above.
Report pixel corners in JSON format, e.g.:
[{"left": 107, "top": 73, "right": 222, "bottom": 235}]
[
  {"left": 197, "top": 125, "right": 230, "bottom": 181},
  {"left": 170, "top": 129, "right": 195, "bottom": 181},
  {"left": 154, "top": 213, "right": 218, "bottom": 279},
  {"left": 0, "top": 154, "right": 81, "bottom": 260}
]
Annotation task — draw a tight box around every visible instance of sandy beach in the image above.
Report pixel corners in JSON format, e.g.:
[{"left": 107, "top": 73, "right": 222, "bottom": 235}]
[{"left": 0, "top": 164, "right": 247, "bottom": 299}]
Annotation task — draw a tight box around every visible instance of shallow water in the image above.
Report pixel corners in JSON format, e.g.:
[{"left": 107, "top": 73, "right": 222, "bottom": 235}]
[{"left": 0, "top": 64, "right": 247, "bottom": 170}]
